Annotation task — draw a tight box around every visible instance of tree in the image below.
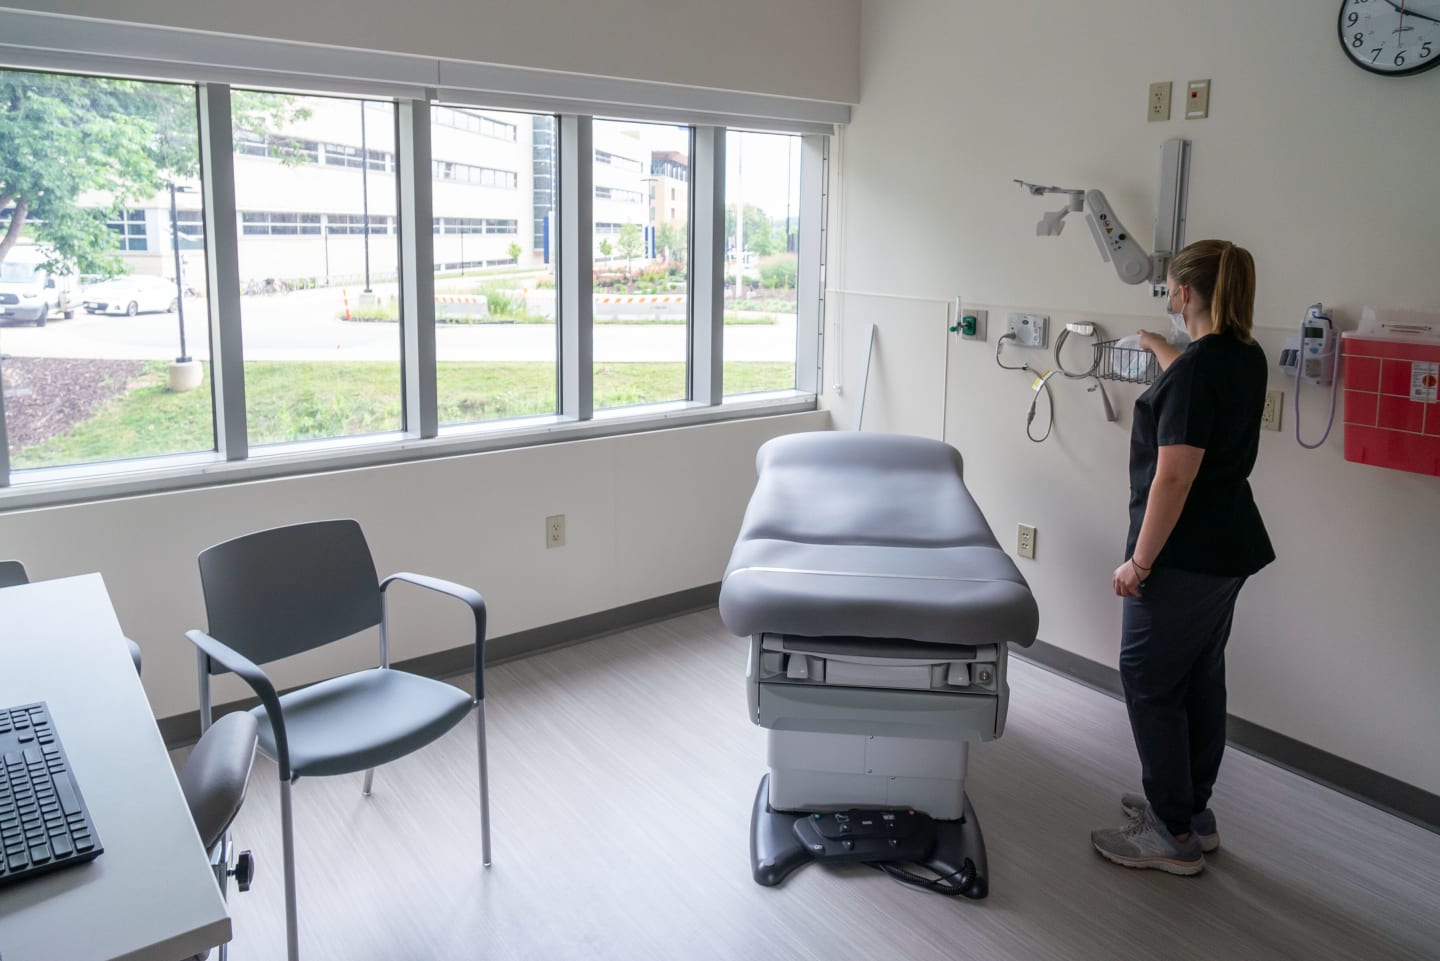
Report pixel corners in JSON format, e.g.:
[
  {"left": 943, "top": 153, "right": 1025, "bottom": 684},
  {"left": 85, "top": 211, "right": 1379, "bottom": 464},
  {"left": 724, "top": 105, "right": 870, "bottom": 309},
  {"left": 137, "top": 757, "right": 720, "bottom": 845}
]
[
  {"left": 0, "top": 69, "right": 305, "bottom": 276},
  {"left": 507, "top": 241, "right": 522, "bottom": 263},
  {"left": 599, "top": 238, "right": 613, "bottom": 258},
  {"left": 616, "top": 222, "right": 643, "bottom": 276},
  {"left": 724, "top": 203, "right": 776, "bottom": 259},
  {"left": 656, "top": 221, "right": 687, "bottom": 264}
]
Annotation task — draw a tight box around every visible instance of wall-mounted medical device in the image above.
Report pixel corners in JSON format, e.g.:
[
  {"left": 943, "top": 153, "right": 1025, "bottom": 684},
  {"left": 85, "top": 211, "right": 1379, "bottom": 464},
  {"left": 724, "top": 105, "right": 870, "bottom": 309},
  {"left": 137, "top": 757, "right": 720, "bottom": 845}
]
[
  {"left": 1014, "top": 138, "right": 1190, "bottom": 295},
  {"left": 1341, "top": 307, "right": 1440, "bottom": 476},
  {"left": 1281, "top": 304, "right": 1340, "bottom": 449}
]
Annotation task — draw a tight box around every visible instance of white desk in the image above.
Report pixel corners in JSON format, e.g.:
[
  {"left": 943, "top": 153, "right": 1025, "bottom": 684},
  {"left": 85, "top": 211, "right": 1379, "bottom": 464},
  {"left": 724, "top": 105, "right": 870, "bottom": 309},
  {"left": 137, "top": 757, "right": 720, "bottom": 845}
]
[{"left": 0, "top": 574, "right": 230, "bottom": 961}]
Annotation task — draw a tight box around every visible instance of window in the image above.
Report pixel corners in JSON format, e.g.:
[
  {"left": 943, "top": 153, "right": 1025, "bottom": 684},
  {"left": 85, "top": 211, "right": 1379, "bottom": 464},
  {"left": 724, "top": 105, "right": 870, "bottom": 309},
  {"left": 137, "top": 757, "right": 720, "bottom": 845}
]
[
  {"left": 723, "top": 130, "right": 800, "bottom": 395},
  {"left": 0, "top": 68, "right": 214, "bottom": 472},
  {"left": 433, "top": 160, "right": 518, "bottom": 188},
  {"left": 592, "top": 120, "right": 690, "bottom": 410},
  {"left": 108, "top": 210, "right": 148, "bottom": 251},
  {"left": 431, "top": 106, "right": 555, "bottom": 427},
  {"left": 232, "top": 92, "right": 402, "bottom": 448},
  {"left": 0, "top": 45, "right": 825, "bottom": 501}
]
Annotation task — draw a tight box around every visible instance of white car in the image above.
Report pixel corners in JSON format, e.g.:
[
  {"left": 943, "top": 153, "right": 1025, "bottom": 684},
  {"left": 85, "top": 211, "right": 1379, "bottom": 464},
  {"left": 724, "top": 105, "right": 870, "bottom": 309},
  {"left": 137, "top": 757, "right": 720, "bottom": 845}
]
[{"left": 83, "top": 275, "right": 180, "bottom": 316}]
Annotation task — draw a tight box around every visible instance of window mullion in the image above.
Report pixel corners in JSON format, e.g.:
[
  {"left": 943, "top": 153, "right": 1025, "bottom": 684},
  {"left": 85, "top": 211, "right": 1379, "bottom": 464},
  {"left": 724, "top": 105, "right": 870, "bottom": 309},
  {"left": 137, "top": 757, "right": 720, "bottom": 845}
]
[
  {"left": 397, "top": 99, "right": 437, "bottom": 438},
  {"left": 795, "top": 134, "right": 826, "bottom": 395},
  {"left": 690, "top": 126, "right": 725, "bottom": 405},
  {"left": 198, "top": 82, "right": 248, "bottom": 461},
  {"left": 559, "top": 115, "right": 593, "bottom": 421}
]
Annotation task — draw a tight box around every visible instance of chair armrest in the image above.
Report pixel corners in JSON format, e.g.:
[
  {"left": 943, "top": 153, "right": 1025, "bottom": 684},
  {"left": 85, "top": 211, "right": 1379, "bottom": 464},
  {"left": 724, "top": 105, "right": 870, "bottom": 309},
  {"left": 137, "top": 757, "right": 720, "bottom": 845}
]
[
  {"left": 186, "top": 629, "right": 293, "bottom": 781},
  {"left": 380, "top": 572, "right": 488, "bottom": 699}
]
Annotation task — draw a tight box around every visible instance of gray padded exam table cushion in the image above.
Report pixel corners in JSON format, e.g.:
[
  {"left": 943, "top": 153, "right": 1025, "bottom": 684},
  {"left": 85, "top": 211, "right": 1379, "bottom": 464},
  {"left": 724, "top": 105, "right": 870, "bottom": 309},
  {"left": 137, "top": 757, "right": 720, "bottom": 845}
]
[{"left": 720, "top": 432, "right": 1038, "bottom": 648}]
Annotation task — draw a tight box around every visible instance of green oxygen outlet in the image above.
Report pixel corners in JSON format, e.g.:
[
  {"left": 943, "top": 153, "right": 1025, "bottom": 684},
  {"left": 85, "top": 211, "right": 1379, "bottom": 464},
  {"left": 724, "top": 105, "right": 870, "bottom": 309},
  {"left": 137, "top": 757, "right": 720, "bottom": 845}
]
[{"left": 950, "top": 314, "right": 979, "bottom": 336}]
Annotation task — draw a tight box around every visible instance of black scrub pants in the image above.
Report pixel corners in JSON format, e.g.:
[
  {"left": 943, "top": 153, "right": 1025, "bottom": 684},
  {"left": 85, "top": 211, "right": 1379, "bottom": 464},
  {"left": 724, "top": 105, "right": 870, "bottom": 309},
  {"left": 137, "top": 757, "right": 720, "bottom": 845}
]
[{"left": 1120, "top": 566, "right": 1245, "bottom": 837}]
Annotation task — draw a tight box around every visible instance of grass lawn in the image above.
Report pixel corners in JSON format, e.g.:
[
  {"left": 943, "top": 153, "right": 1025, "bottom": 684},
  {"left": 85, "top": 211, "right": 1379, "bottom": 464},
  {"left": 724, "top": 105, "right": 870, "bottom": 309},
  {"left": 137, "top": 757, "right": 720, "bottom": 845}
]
[{"left": 13, "top": 360, "right": 798, "bottom": 469}]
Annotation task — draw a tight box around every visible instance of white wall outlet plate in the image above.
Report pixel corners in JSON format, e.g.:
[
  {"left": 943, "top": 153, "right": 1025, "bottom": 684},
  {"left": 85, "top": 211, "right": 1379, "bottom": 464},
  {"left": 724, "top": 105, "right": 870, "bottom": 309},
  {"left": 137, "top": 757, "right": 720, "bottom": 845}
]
[{"left": 546, "top": 513, "right": 565, "bottom": 548}]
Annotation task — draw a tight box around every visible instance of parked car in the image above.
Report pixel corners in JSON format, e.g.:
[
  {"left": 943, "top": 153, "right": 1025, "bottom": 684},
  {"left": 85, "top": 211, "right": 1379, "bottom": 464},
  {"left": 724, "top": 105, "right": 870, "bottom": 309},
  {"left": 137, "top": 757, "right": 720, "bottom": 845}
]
[
  {"left": 0, "top": 248, "right": 76, "bottom": 327},
  {"left": 83, "top": 275, "right": 180, "bottom": 316}
]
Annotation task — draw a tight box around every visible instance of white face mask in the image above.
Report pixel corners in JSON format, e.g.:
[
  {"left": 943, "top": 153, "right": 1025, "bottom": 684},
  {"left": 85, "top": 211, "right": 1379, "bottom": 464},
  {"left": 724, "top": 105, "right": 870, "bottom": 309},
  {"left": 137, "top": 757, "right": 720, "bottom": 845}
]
[
  {"left": 1169, "top": 310, "right": 1189, "bottom": 343},
  {"left": 1167, "top": 289, "right": 1189, "bottom": 344}
]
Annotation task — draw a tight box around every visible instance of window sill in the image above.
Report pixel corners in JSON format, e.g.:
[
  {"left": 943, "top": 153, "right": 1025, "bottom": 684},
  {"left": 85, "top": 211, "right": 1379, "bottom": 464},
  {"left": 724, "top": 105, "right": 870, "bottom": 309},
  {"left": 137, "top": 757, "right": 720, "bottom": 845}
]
[{"left": 0, "top": 392, "right": 817, "bottom": 512}]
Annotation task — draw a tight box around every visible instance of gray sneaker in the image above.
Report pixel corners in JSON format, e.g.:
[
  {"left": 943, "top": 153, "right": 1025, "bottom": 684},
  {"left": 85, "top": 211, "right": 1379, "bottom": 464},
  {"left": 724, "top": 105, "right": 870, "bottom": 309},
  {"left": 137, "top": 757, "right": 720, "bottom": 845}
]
[
  {"left": 1092, "top": 804, "right": 1206, "bottom": 876},
  {"left": 1121, "top": 793, "right": 1220, "bottom": 852}
]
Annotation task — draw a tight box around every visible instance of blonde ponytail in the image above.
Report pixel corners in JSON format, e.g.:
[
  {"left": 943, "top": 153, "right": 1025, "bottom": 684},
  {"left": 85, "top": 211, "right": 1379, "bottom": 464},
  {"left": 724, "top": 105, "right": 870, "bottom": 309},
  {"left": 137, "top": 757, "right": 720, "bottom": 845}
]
[{"left": 1169, "top": 239, "right": 1257, "bottom": 344}]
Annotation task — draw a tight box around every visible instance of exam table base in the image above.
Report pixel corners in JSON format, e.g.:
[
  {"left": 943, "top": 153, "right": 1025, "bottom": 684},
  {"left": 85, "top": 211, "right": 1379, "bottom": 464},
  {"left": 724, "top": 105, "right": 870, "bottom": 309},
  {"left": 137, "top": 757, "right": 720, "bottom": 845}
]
[{"left": 749, "top": 774, "right": 989, "bottom": 899}]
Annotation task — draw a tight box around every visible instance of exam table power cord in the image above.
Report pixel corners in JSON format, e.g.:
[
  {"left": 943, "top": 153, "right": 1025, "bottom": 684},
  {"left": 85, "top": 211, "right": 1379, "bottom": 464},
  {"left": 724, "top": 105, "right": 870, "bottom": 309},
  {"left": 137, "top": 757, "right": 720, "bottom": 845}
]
[{"left": 870, "top": 859, "right": 978, "bottom": 897}]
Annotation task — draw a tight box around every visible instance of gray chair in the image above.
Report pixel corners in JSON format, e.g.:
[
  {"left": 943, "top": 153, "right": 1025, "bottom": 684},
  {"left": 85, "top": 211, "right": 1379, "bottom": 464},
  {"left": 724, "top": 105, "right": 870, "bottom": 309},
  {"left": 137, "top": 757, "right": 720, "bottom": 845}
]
[
  {"left": 0, "top": 560, "right": 143, "bottom": 675},
  {"left": 179, "top": 711, "right": 259, "bottom": 961},
  {"left": 186, "top": 519, "right": 490, "bottom": 961}
]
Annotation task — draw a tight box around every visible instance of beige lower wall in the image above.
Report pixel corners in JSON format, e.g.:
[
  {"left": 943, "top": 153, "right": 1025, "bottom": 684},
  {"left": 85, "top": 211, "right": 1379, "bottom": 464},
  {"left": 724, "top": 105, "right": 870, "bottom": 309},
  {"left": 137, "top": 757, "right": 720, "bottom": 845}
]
[{"left": 0, "top": 412, "right": 827, "bottom": 720}]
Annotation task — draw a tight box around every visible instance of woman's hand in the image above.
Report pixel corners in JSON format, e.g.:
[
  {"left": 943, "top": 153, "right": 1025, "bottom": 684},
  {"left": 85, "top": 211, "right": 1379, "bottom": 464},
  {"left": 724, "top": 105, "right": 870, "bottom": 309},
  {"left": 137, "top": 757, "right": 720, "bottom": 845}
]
[
  {"left": 1113, "top": 559, "right": 1145, "bottom": 598},
  {"left": 1137, "top": 329, "right": 1182, "bottom": 372},
  {"left": 1137, "top": 329, "right": 1169, "bottom": 354}
]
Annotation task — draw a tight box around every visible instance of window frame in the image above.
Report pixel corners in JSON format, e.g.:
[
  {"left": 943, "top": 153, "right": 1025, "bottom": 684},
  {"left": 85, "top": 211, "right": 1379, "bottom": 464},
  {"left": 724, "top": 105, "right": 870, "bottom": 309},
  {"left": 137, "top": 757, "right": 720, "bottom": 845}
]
[{"left": 0, "top": 32, "right": 827, "bottom": 508}]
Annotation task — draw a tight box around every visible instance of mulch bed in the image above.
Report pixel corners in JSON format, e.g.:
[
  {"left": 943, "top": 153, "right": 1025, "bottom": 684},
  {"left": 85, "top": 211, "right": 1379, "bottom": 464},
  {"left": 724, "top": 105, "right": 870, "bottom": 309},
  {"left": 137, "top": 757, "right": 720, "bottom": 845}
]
[{"left": 1, "top": 356, "right": 146, "bottom": 452}]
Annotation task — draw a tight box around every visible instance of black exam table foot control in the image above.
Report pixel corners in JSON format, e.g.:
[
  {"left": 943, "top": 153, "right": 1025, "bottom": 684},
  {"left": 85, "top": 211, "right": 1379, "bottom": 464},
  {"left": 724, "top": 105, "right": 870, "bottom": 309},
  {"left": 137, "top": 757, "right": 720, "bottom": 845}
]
[{"left": 749, "top": 774, "right": 990, "bottom": 899}]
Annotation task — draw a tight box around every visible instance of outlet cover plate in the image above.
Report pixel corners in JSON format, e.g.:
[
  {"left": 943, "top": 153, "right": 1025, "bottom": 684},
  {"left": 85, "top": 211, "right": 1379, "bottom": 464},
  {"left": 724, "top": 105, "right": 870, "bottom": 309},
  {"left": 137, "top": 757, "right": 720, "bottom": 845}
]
[
  {"left": 1148, "top": 81, "right": 1172, "bottom": 122},
  {"left": 546, "top": 514, "right": 565, "bottom": 548},
  {"left": 1262, "top": 389, "right": 1283, "bottom": 432}
]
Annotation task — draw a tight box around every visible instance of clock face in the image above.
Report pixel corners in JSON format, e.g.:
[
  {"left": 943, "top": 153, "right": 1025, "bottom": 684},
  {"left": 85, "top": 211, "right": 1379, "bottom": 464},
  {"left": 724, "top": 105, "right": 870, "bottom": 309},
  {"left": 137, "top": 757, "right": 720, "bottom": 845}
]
[{"left": 1339, "top": 0, "right": 1440, "bottom": 75}]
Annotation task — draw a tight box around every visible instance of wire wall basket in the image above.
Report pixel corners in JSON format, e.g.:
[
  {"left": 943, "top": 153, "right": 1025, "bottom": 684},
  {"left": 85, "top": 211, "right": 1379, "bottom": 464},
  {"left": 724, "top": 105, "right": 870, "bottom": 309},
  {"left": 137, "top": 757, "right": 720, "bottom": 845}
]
[{"left": 1094, "top": 339, "right": 1159, "bottom": 385}]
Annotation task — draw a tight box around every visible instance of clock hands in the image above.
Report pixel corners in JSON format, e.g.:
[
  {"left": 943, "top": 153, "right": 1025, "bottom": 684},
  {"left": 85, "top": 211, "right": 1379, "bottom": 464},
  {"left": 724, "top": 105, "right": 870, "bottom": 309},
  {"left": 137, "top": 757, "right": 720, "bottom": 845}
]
[{"left": 1374, "top": 0, "right": 1440, "bottom": 26}]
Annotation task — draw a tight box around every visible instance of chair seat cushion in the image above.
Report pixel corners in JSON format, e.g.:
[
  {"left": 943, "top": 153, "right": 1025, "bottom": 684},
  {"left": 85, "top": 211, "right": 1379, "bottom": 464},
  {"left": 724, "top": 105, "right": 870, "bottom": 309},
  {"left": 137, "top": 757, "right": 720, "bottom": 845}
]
[{"left": 252, "top": 668, "right": 473, "bottom": 778}]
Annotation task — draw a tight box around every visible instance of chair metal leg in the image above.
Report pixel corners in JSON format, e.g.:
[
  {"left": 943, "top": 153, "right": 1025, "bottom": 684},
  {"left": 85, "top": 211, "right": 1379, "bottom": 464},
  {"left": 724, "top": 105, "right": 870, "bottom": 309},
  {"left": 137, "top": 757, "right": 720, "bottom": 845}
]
[
  {"left": 280, "top": 778, "right": 300, "bottom": 961},
  {"left": 362, "top": 769, "right": 374, "bottom": 796},
  {"left": 477, "top": 699, "right": 491, "bottom": 867}
]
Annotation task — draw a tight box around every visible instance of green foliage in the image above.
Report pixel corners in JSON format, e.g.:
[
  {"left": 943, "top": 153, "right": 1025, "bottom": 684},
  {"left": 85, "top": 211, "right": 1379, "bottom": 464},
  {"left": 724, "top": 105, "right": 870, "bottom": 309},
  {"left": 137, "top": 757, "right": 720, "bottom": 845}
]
[
  {"left": 15, "top": 360, "right": 797, "bottom": 465},
  {"left": 507, "top": 242, "right": 522, "bottom": 262},
  {"left": 617, "top": 222, "right": 643, "bottom": 274},
  {"left": 599, "top": 239, "right": 613, "bottom": 257},
  {"left": 757, "top": 254, "right": 798, "bottom": 290},
  {"left": 0, "top": 71, "right": 306, "bottom": 276},
  {"left": 725, "top": 203, "right": 782, "bottom": 258},
  {"left": 656, "top": 221, "right": 687, "bottom": 262}
]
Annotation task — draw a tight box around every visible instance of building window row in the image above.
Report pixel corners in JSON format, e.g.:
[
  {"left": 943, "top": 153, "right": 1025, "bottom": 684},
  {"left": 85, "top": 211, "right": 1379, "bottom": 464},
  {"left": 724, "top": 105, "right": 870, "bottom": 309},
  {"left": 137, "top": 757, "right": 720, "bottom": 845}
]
[
  {"left": 433, "top": 217, "right": 518, "bottom": 235},
  {"left": 235, "top": 131, "right": 394, "bottom": 173},
  {"left": 595, "top": 186, "right": 644, "bottom": 204},
  {"left": 240, "top": 211, "right": 396, "bottom": 236},
  {"left": 433, "top": 106, "right": 518, "bottom": 142},
  {"left": 433, "top": 160, "right": 519, "bottom": 188},
  {"left": 595, "top": 149, "right": 643, "bottom": 173}
]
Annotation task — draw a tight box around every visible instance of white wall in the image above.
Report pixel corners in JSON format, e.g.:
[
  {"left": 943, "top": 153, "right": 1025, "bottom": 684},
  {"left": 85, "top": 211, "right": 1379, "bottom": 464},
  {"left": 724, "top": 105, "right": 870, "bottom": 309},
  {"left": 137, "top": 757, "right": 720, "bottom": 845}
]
[
  {"left": 9, "top": 0, "right": 861, "bottom": 104},
  {"left": 830, "top": 0, "right": 1440, "bottom": 793},
  {"left": 0, "top": 412, "right": 826, "bottom": 720}
]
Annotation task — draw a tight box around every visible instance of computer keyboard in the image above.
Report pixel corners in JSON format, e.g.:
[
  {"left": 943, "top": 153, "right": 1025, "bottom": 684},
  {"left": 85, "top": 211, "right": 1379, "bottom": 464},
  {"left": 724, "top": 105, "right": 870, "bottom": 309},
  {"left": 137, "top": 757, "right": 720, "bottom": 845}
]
[{"left": 0, "top": 701, "right": 104, "bottom": 887}]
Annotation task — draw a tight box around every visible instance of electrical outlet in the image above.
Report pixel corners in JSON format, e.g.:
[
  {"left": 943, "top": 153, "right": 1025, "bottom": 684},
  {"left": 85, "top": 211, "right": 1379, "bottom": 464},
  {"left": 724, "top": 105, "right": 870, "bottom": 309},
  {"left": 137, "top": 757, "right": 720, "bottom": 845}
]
[
  {"left": 1016, "top": 523, "right": 1036, "bottom": 560},
  {"left": 545, "top": 513, "right": 565, "bottom": 548},
  {"left": 1148, "top": 81, "right": 1172, "bottom": 122},
  {"left": 1186, "top": 79, "right": 1211, "bottom": 119},
  {"left": 1262, "top": 389, "right": 1283, "bottom": 432}
]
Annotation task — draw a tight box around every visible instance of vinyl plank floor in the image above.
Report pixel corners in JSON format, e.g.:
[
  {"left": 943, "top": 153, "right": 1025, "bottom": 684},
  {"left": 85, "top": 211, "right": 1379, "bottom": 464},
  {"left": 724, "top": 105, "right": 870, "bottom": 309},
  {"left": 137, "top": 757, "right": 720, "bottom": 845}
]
[{"left": 175, "top": 609, "right": 1440, "bottom": 961}]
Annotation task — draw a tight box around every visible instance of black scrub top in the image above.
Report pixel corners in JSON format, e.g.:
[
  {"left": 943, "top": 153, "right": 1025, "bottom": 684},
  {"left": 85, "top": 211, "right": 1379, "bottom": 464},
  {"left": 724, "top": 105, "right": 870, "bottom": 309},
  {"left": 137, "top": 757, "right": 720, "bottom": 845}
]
[{"left": 1127, "top": 332, "right": 1275, "bottom": 577}]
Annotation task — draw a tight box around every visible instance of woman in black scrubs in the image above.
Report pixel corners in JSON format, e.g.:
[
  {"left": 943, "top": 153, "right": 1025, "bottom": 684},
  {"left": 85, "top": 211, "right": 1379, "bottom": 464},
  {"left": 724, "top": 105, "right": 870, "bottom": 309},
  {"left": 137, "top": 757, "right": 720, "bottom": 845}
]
[{"left": 1091, "top": 239, "right": 1275, "bottom": 875}]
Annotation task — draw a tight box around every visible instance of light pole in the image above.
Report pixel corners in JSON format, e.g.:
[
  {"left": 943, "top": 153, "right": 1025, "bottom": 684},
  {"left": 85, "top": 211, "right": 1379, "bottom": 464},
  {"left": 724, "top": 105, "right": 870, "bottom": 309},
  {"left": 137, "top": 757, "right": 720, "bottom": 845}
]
[
  {"left": 168, "top": 182, "right": 194, "bottom": 362},
  {"left": 167, "top": 181, "right": 203, "bottom": 392}
]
